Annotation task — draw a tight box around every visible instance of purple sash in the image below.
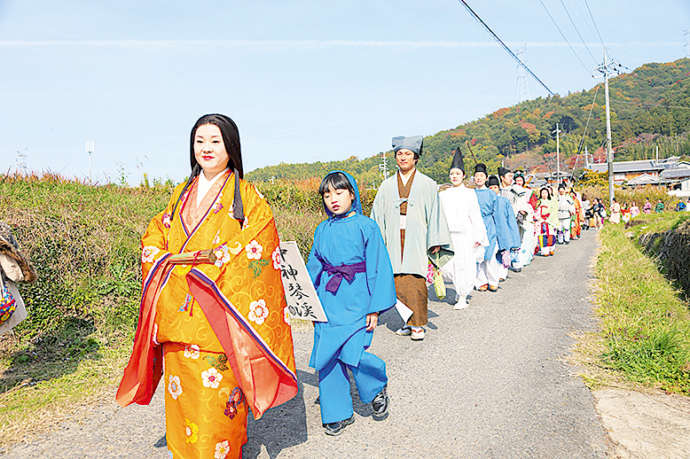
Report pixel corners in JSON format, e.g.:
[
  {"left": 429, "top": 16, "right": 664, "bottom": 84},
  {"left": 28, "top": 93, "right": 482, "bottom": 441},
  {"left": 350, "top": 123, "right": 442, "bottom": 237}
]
[{"left": 315, "top": 255, "right": 366, "bottom": 294}]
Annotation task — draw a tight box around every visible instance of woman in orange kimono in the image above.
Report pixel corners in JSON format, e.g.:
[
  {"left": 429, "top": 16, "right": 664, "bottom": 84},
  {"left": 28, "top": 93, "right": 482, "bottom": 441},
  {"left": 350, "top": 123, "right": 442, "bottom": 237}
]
[
  {"left": 570, "top": 190, "right": 582, "bottom": 240},
  {"left": 117, "top": 114, "right": 297, "bottom": 459}
]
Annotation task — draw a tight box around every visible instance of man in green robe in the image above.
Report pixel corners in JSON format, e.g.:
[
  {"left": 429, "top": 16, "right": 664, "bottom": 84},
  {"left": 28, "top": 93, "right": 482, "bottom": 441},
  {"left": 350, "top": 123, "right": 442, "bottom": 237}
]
[{"left": 371, "top": 135, "right": 453, "bottom": 341}]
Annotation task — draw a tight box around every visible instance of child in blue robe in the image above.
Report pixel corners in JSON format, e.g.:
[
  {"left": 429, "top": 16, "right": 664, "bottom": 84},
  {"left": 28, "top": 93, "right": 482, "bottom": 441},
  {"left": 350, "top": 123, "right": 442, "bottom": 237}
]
[{"left": 306, "top": 170, "right": 397, "bottom": 436}]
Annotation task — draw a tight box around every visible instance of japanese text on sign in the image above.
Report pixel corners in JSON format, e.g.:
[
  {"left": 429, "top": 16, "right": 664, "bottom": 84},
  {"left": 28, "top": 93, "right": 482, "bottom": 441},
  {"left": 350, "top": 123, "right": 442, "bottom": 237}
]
[{"left": 278, "top": 241, "right": 327, "bottom": 322}]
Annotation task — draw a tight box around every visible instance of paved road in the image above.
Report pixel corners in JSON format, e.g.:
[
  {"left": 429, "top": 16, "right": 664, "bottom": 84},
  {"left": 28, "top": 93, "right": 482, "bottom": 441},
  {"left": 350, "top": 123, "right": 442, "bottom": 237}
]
[{"left": 5, "top": 230, "right": 611, "bottom": 458}]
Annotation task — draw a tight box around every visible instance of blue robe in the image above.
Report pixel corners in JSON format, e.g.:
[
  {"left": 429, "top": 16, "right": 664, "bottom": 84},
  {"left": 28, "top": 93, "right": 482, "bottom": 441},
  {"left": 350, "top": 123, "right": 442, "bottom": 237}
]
[
  {"left": 306, "top": 171, "right": 396, "bottom": 423},
  {"left": 495, "top": 195, "right": 521, "bottom": 251},
  {"left": 474, "top": 188, "right": 498, "bottom": 261}
]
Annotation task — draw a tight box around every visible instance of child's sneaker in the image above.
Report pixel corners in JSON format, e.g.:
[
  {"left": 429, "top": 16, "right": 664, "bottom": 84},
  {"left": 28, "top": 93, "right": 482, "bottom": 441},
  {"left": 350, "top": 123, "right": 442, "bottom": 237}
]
[
  {"left": 371, "top": 386, "right": 389, "bottom": 421},
  {"left": 394, "top": 326, "right": 411, "bottom": 336},
  {"left": 323, "top": 415, "right": 355, "bottom": 436}
]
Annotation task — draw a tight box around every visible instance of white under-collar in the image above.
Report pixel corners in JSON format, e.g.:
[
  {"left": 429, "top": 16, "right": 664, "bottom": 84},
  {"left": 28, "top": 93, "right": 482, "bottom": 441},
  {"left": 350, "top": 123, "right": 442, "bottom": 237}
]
[
  {"left": 399, "top": 169, "right": 415, "bottom": 186},
  {"left": 197, "top": 168, "right": 228, "bottom": 206}
]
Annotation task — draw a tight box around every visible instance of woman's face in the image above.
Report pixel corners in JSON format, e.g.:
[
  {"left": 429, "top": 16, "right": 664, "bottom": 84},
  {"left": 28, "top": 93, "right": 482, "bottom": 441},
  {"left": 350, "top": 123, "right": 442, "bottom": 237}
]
[
  {"left": 541, "top": 190, "right": 549, "bottom": 200},
  {"left": 515, "top": 176, "right": 525, "bottom": 187},
  {"left": 194, "top": 123, "right": 230, "bottom": 177},
  {"left": 449, "top": 168, "right": 464, "bottom": 186}
]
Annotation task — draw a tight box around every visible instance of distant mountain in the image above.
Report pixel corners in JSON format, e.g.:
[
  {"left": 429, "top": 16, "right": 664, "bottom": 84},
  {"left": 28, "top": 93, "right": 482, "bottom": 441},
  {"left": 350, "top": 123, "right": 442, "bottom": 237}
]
[{"left": 247, "top": 58, "right": 690, "bottom": 186}]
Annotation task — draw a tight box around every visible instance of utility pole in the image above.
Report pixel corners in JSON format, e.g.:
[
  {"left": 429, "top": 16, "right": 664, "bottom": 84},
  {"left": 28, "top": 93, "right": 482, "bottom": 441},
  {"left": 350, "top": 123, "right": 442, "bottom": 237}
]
[
  {"left": 584, "top": 145, "right": 589, "bottom": 169},
  {"left": 684, "top": 29, "right": 690, "bottom": 58},
  {"left": 552, "top": 123, "right": 561, "bottom": 184},
  {"left": 378, "top": 151, "right": 388, "bottom": 180},
  {"left": 655, "top": 145, "right": 659, "bottom": 163},
  {"left": 595, "top": 50, "right": 621, "bottom": 207}
]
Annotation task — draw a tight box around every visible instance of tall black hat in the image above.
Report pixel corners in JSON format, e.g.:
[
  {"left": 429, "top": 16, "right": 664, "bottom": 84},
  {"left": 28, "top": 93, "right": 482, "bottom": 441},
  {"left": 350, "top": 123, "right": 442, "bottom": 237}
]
[
  {"left": 474, "top": 163, "right": 488, "bottom": 176},
  {"left": 498, "top": 166, "right": 510, "bottom": 177},
  {"left": 450, "top": 147, "right": 465, "bottom": 173},
  {"left": 487, "top": 175, "right": 500, "bottom": 187}
]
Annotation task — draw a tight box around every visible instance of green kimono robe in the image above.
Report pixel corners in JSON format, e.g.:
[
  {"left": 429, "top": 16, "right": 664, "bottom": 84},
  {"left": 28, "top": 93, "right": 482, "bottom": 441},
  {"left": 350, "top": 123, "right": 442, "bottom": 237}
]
[{"left": 371, "top": 170, "right": 453, "bottom": 277}]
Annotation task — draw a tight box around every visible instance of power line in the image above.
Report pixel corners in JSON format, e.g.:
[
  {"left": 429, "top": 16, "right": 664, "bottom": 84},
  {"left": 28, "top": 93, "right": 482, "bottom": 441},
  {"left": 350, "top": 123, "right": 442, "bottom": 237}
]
[
  {"left": 559, "top": 0, "right": 598, "bottom": 65},
  {"left": 576, "top": 84, "right": 600, "bottom": 157},
  {"left": 536, "top": 0, "right": 591, "bottom": 75},
  {"left": 457, "top": 0, "right": 555, "bottom": 96},
  {"left": 583, "top": 0, "right": 606, "bottom": 53}
]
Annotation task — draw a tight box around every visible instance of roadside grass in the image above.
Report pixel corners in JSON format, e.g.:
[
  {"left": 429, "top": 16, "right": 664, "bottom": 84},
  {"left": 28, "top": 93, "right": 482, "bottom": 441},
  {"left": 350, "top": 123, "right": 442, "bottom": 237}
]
[{"left": 576, "top": 218, "right": 690, "bottom": 395}]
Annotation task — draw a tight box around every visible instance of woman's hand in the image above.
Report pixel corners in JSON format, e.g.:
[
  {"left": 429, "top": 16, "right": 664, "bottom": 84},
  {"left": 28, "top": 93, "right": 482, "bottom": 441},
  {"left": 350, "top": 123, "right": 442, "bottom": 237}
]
[{"left": 366, "top": 312, "right": 379, "bottom": 331}]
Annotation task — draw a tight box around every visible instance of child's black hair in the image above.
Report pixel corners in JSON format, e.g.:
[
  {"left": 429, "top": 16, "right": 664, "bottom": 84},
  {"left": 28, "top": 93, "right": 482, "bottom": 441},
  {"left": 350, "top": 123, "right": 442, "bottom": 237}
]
[{"left": 318, "top": 172, "right": 355, "bottom": 196}]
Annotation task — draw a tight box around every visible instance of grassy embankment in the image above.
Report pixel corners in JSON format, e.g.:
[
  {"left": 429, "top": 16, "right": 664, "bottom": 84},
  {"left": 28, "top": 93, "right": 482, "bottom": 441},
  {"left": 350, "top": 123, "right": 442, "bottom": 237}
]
[
  {"left": 576, "top": 211, "right": 690, "bottom": 395},
  {"left": 0, "top": 174, "right": 331, "bottom": 448}
]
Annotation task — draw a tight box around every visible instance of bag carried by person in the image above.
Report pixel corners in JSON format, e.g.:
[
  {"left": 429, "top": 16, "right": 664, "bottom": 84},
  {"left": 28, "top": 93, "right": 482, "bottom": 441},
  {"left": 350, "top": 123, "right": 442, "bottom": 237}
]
[
  {"left": 557, "top": 230, "right": 564, "bottom": 244},
  {"left": 430, "top": 254, "right": 446, "bottom": 300}
]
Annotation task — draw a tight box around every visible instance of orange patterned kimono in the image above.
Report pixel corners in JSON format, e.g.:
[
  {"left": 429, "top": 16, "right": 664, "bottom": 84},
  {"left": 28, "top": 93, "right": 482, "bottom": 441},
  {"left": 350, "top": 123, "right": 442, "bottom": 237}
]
[{"left": 117, "top": 171, "right": 297, "bottom": 459}]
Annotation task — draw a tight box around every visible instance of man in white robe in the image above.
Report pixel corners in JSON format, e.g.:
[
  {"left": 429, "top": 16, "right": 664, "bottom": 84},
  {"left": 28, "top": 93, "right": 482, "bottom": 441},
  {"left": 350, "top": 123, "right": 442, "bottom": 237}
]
[{"left": 439, "top": 149, "right": 488, "bottom": 309}]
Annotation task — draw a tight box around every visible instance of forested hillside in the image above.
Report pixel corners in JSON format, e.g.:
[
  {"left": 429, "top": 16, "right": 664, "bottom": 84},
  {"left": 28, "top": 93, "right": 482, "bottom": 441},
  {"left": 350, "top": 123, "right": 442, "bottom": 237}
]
[{"left": 248, "top": 58, "right": 690, "bottom": 186}]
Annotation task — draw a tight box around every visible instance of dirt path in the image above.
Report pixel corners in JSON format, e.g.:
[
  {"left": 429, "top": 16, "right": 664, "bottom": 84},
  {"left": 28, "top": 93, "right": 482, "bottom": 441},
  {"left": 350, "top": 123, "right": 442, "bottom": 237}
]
[{"left": 5, "top": 232, "right": 614, "bottom": 457}]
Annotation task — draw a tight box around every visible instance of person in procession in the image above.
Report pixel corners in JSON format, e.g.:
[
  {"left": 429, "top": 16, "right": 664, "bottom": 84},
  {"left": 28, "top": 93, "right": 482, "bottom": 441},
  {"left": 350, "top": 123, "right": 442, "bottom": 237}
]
[
  {"left": 643, "top": 199, "right": 652, "bottom": 214},
  {"left": 472, "top": 163, "right": 500, "bottom": 292},
  {"left": 592, "top": 198, "right": 606, "bottom": 228},
  {"left": 536, "top": 187, "right": 558, "bottom": 256},
  {"left": 609, "top": 198, "right": 621, "bottom": 224},
  {"left": 116, "top": 114, "right": 298, "bottom": 459},
  {"left": 556, "top": 183, "right": 575, "bottom": 243},
  {"left": 569, "top": 189, "right": 583, "bottom": 240},
  {"left": 621, "top": 202, "right": 631, "bottom": 223},
  {"left": 306, "top": 171, "right": 396, "bottom": 435},
  {"left": 438, "top": 148, "right": 488, "bottom": 309},
  {"left": 371, "top": 135, "right": 453, "bottom": 341},
  {"left": 487, "top": 175, "right": 521, "bottom": 282},
  {"left": 499, "top": 167, "right": 534, "bottom": 270},
  {"left": 629, "top": 201, "right": 641, "bottom": 219},
  {"left": 655, "top": 199, "right": 665, "bottom": 213}
]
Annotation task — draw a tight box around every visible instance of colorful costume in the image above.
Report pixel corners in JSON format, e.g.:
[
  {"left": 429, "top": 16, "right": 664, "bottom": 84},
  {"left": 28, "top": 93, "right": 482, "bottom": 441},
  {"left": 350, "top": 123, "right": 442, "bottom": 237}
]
[
  {"left": 307, "top": 171, "right": 396, "bottom": 424},
  {"left": 537, "top": 197, "right": 558, "bottom": 256},
  {"left": 117, "top": 170, "right": 297, "bottom": 459}
]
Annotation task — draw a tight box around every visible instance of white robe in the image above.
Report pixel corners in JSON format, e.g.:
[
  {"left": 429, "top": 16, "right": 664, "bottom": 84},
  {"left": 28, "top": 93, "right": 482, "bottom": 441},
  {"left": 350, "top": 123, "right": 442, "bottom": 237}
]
[{"left": 438, "top": 185, "right": 488, "bottom": 299}]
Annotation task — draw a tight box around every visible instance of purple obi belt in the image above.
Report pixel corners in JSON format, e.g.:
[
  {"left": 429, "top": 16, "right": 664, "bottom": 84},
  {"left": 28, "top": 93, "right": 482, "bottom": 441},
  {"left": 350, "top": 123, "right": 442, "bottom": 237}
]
[{"left": 315, "top": 254, "right": 366, "bottom": 294}]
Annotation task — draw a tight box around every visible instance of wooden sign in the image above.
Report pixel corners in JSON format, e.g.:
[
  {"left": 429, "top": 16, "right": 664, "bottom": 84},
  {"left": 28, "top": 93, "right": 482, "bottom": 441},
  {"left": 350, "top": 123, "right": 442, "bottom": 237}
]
[{"left": 278, "top": 241, "right": 328, "bottom": 322}]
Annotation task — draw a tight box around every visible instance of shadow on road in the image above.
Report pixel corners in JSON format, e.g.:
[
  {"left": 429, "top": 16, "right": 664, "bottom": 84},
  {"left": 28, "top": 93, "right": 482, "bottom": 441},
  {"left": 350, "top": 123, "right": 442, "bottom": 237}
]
[{"left": 243, "top": 372, "right": 309, "bottom": 458}]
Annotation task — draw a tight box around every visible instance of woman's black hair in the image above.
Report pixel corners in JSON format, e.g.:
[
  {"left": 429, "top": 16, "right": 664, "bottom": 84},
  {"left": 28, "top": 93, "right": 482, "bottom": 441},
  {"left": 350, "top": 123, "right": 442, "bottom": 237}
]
[
  {"left": 318, "top": 172, "right": 355, "bottom": 196},
  {"left": 539, "top": 187, "right": 551, "bottom": 200},
  {"left": 171, "top": 114, "right": 245, "bottom": 223}
]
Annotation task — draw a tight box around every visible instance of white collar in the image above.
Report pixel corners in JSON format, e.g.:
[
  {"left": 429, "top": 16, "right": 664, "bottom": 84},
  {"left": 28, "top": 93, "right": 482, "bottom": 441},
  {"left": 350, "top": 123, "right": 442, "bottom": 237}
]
[
  {"left": 399, "top": 169, "right": 415, "bottom": 186},
  {"left": 197, "top": 168, "right": 228, "bottom": 206}
]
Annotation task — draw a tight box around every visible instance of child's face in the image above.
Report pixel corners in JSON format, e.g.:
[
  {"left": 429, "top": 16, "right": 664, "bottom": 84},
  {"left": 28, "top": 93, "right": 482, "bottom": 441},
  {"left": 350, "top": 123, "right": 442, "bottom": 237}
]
[{"left": 323, "top": 186, "right": 354, "bottom": 216}]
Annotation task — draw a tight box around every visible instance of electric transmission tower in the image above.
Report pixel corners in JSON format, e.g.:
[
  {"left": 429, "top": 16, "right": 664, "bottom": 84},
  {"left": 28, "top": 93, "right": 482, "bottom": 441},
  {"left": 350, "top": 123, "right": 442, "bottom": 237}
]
[
  {"left": 516, "top": 45, "right": 529, "bottom": 103},
  {"left": 15, "top": 148, "right": 28, "bottom": 175},
  {"left": 684, "top": 29, "right": 689, "bottom": 58}
]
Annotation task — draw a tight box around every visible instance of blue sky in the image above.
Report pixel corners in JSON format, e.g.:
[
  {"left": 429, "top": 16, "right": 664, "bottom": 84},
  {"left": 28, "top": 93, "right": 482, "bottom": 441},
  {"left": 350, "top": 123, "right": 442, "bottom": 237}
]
[{"left": 1, "top": 0, "right": 688, "bottom": 184}]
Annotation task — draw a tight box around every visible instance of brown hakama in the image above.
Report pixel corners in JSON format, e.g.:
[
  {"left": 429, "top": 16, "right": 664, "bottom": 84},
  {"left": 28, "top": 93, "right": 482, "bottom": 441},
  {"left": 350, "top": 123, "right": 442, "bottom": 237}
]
[{"left": 396, "top": 170, "right": 428, "bottom": 327}]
